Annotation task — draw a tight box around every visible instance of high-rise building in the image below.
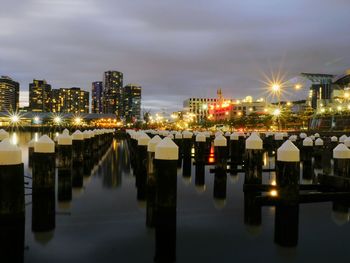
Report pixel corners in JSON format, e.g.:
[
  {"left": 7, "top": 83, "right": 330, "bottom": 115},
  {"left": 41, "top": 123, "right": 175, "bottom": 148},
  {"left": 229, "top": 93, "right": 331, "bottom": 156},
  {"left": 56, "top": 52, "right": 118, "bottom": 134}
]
[
  {"left": 102, "top": 71, "right": 123, "bottom": 116},
  {"left": 92, "top": 81, "right": 103, "bottom": 114},
  {"left": 29, "top": 79, "right": 52, "bottom": 112},
  {"left": 51, "top": 87, "right": 89, "bottom": 114},
  {"left": 0, "top": 76, "right": 19, "bottom": 112},
  {"left": 124, "top": 84, "right": 141, "bottom": 122}
]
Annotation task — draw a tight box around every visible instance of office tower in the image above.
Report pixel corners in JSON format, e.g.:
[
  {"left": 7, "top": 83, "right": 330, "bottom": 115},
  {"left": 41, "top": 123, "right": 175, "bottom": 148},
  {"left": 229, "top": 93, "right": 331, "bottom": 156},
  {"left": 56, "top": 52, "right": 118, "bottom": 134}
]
[
  {"left": 51, "top": 87, "right": 89, "bottom": 114},
  {"left": 29, "top": 79, "right": 52, "bottom": 112},
  {"left": 92, "top": 81, "right": 103, "bottom": 114},
  {"left": 0, "top": 76, "right": 19, "bottom": 112},
  {"left": 102, "top": 71, "right": 123, "bottom": 116},
  {"left": 124, "top": 84, "right": 141, "bottom": 122}
]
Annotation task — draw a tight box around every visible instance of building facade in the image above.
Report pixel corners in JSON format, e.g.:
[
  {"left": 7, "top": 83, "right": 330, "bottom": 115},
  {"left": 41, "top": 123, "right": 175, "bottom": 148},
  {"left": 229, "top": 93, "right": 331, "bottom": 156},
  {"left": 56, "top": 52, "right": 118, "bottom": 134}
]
[
  {"left": 183, "top": 97, "right": 218, "bottom": 123},
  {"left": 103, "top": 71, "right": 123, "bottom": 116},
  {"left": 123, "top": 84, "right": 141, "bottom": 122},
  {"left": 51, "top": 87, "right": 89, "bottom": 114},
  {"left": 91, "top": 81, "right": 103, "bottom": 114},
  {"left": 0, "top": 76, "right": 19, "bottom": 112},
  {"left": 29, "top": 79, "right": 52, "bottom": 112}
]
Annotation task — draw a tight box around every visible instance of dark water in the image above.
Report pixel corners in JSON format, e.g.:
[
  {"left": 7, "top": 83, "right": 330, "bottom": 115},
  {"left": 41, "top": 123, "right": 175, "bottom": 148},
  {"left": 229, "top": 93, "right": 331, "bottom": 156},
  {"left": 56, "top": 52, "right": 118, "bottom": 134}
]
[{"left": 3, "top": 132, "right": 350, "bottom": 262}]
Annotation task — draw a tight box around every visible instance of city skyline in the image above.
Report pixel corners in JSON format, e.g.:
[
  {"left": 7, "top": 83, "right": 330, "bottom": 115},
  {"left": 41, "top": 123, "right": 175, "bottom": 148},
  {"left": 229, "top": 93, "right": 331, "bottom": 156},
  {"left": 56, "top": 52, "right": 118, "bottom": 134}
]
[{"left": 1, "top": 0, "right": 350, "bottom": 112}]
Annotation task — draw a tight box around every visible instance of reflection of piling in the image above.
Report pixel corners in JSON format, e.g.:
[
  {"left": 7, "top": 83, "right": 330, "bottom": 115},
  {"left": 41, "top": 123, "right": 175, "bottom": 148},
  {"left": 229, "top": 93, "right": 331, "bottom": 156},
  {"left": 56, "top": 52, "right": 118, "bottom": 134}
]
[
  {"left": 182, "top": 131, "right": 193, "bottom": 177},
  {"left": 154, "top": 138, "right": 178, "bottom": 263},
  {"left": 301, "top": 137, "right": 313, "bottom": 180},
  {"left": 72, "top": 130, "right": 84, "bottom": 188},
  {"left": 32, "top": 189, "right": 55, "bottom": 233},
  {"left": 275, "top": 140, "right": 300, "bottom": 247},
  {"left": 195, "top": 133, "right": 206, "bottom": 189},
  {"left": 244, "top": 192, "right": 261, "bottom": 228},
  {"left": 136, "top": 132, "right": 151, "bottom": 201},
  {"left": 57, "top": 133, "right": 73, "bottom": 205},
  {"left": 213, "top": 135, "right": 227, "bottom": 202},
  {"left": 0, "top": 217, "right": 24, "bottom": 263},
  {"left": 333, "top": 144, "right": 350, "bottom": 177},
  {"left": 146, "top": 135, "right": 162, "bottom": 228},
  {"left": 244, "top": 133, "right": 263, "bottom": 185}
]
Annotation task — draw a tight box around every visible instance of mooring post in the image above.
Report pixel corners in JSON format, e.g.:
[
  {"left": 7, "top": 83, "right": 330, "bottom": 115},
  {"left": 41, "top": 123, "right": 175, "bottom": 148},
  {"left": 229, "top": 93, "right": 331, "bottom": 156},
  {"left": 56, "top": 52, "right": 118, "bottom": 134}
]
[
  {"left": 195, "top": 133, "right": 206, "bottom": 190},
  {"left": 136, "top": 132, "right": 151, "bottom": 201},
  {"left": 154, "top": 137, "right": 178, "bottom": 263},
  {"left": 213, "top": 135, "right": 227, "bottom": 204},
  {"left": 244, "top": 133, "right": 263, "bottom": 185},
  {"left": 333, "top": 144, "right": 350, "bottom": 177}
]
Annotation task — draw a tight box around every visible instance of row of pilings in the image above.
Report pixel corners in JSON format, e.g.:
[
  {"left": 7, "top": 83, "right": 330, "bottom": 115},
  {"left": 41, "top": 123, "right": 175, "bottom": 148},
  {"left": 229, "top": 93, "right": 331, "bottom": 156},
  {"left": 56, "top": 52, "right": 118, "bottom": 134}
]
[
  {"left": 125, "top": 128, "right": 350, "bottom": 261},
  {"left": 0, "top": 128, "right": 115, "bottom": 262}
]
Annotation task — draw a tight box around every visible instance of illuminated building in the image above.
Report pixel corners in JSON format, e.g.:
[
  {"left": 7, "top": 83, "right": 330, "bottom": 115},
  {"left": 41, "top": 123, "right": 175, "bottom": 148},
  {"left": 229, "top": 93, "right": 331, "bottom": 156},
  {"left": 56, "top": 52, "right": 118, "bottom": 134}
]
[
  {"left": 183, "top": 90, "right": 228, "bottom": 123},
  {"left": 123, "top": 84, "right": 141, "bottom": 123},
  {"left": 0, "top": 76, "right": 19, "bottom": 112},
  {"left": 92, "top": 81, "right": 103, "bottom": 114},
  {"left": 29, "top": 79, "right": 52, "bottom": 112},
  {"left": 103, "top": 71, "right": 123, "bottom": 116},
  {"left": 51, "top": 87, "right": 89, "bottom": 114}
]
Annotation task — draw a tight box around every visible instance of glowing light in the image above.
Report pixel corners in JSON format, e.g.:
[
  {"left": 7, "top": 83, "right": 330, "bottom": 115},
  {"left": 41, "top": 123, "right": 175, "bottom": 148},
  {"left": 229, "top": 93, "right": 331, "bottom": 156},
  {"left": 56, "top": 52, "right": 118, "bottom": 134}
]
[
  {"left": 225, "top": 111, "right": 229, "bottom": 115},
  {"left": 11, "top": 133, "right": 18, "bottom": 145},
  {"left": 337, "top": 106, "right": 342, "bottom": 111},
  {"left": 269, "top": 190, "right": 278, "bottom": 197},
  {"left": 295, "top": 84, "right": 302, "bottom": 90},
  {"left": 33, "top": 116, "right": 40, "bottom": 124},
  {"left": 271, "top": 180, "right": 276, "bottom": 186},
  {"left": 320, "top": 108, "right": 325, "bottom": 113},
  {"left": 54, "top": 116, "right": 62, "bottom": 124},
  {"left": 345, "top": 93, "right": 350, "bottom": 99},
  {"left": 272, "top": 83, "right": 280, "bottom": 92},
  {"left": 286, "top": 102, "right": 291, "bottom": 106},
  {"left": 202, "top": 104, "right": 208, "bottom": 110},
  {"left": 10, "top": 114, "right": 20, "bottom": 124},
  {"left": 74, "top": 117, "right": 82, "bottom": 125},
  {"left": 237, "top": 112, "right": 242, "bottom": 116},
  {"left": 273, "top": 109, "right": 281, "bottom": 116}
]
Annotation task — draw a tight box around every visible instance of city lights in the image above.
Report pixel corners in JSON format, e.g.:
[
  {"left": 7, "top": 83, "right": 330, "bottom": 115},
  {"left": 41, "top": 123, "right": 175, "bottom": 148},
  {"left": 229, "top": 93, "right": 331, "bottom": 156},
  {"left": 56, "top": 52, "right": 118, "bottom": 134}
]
[
  {"left": 53, "top": 116, "right": 62, "bottom": 124},
  {"left": 10, "top": 114, "right": 20, "bottom": 124},
  {"left": 273, "top": 108, "right": 281, "bottom": 116}
]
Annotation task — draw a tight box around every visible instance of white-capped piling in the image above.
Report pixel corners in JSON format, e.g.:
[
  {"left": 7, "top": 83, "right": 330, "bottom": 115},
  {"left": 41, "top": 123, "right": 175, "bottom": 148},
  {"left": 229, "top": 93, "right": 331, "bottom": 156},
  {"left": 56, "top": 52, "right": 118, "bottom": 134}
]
[
  {"left": 136, "top": 132, "right": 151, "bottom": 201},
  {"left": 83, "top": 130, "right": 93, "bottom": 174},
  {"left": 313, "top": 138, "right": 324, "bottom": 169},
  {"left": 0, "top": 129, "right": 9, "bottom": 142},
  {"left": 174, "top": 132, "right": 183, "bottom": 168},
  {"left": 213, "top": 135, "right": 227, "bottom": 200},
  {"left": 182, "top": 131, "right": 193, "bottom": 177},
  {"left": 72, "top": 130, "right": 84, "bottom": 188},
  {"left": 146, "top": 135, "right": 162, "bottom": 228},
  {"left": 28, "top": 138, "right": 35, "bottom": 168},
  {"left": 154, "top": 137, "right": 178, "bottom": 262},
  {"left": 229, "top": 132, "right": 241, "bottom": 174},
  {"left": 56, "top": 133, "right": 73, "bottom": 204},
  {"left": 244, "top": 133, "right": 263, "bottom": 185},
  {"left": 301, "top": 137, "right": 313, "bottom": 179},
  {"left": 276, "top": 140, "right": 300, "bottom": 202},
  {"left": 32, "top": 135, "right": 56, "bottom": 233},
  {"left": 333, "top": 144, "right": 350, "bottom": 177},
  {"left": 91, "top": 129, "right": 99, "bottom": 165},
  {"left": 195, "top": 133, "right": 206, "bottom": 187},
  {"left": 32, "top": 135, "right": 55, "bottom": 191},
  {"left": 0, "top": 140, "right": 24, "bottom": 222}
]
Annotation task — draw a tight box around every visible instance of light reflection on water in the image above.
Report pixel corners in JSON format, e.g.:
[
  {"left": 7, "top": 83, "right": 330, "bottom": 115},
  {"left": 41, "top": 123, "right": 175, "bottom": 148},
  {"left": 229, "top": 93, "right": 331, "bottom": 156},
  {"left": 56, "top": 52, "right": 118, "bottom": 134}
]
[{"left": 1, "top": 132, "right": 350, "bottom": 262}]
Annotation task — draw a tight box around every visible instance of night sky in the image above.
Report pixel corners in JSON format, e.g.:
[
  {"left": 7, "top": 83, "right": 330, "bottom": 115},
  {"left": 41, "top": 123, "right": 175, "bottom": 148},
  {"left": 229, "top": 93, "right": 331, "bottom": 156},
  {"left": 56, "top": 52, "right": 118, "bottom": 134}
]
[{"left": 1, "top": 0, "right": 349, "bottom": 112}]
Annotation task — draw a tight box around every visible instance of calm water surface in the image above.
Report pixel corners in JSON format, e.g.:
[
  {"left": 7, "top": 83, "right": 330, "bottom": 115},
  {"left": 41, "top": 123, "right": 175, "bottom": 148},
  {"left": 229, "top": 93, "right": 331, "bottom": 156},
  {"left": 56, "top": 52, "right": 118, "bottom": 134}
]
[{"left": 5, "top": 132, "right": 350, "bottom": 262}]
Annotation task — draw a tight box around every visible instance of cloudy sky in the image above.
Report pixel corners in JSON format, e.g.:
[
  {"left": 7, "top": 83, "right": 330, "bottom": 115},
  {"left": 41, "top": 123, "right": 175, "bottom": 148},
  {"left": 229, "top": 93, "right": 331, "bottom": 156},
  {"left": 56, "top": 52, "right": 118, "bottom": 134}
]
[{"left": 1, "top": 0, "right": 349, "bottom": 112}]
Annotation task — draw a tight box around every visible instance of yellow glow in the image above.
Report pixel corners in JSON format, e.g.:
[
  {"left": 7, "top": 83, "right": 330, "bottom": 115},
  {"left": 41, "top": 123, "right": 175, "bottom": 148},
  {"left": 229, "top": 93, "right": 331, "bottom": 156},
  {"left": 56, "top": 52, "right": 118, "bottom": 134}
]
[
  {"left": 295, "top": 84, "right": 301, "bottom": 90},
  {"left": 320, "top": 108, "right": 325, "bottom": 113},
  {"left": 74, "top": 117, "right": 82, "bottom": 125},
  {"left": 270, "top": 190, "right": 278, "bottom": 197},
  {"left": 202, "top": 104, "right": 208, "bottom": 110},
  {"left": 271, "top": 180, "right": 276, "bottom": 186},
  {"left": 11, "top": 132, "right": 18, "bottom": 145},
  {"left": 286, "top": 102, "right": 291, "bottom": 106},
  {"left": 237, "top": 112, "right": 242, "bottom": 116},
  {"left": 337, "top": 106, "right": 342, "bottom": 111},
  {"left": 225, "top": 111, "right": 229, "bottom": 115},
  {"left": 345, "top": 93, "right": 350, "bottom": 98}
]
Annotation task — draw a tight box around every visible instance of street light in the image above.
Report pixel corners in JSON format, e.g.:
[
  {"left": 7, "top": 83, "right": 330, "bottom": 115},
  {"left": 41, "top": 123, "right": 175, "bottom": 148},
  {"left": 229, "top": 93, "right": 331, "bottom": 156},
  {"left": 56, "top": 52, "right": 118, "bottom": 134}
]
[{"left": 54, "top": 116, "right": 62, "bottom": 125}]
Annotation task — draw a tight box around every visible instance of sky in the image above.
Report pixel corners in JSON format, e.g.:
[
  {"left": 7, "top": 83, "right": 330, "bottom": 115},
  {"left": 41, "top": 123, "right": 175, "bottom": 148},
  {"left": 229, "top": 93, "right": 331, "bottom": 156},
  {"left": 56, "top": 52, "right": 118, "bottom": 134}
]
[{"left": 1, "top": 0, "right": 350, "bottom": 112}]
